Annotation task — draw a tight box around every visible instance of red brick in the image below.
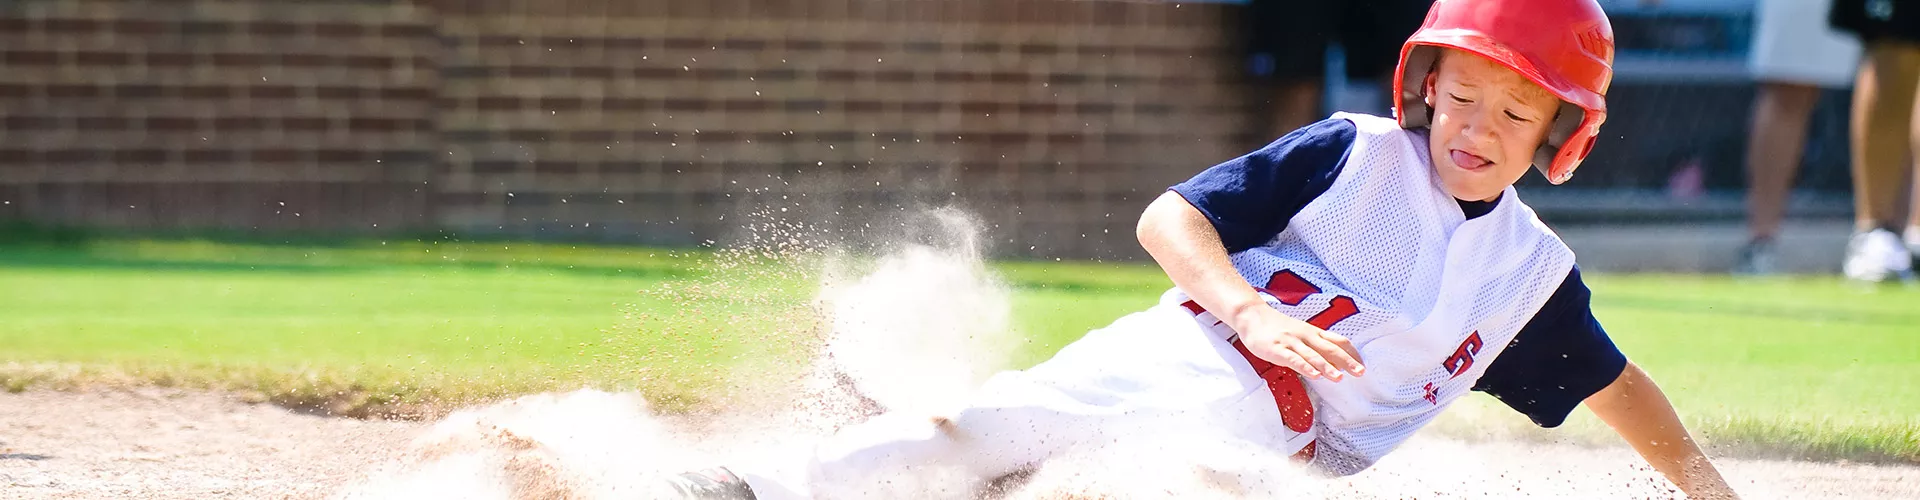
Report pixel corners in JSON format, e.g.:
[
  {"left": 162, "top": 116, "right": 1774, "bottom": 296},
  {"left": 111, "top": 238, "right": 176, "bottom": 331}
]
[
  {"left": 42, "top": 18, "right": 101, "bottom": 33},
  {"left": 380, "top": 24, "right": 433, "bottom": 38},
  {"left": 507, "top": 66, "right": 557, "bottom": 78},
  {"left": 603, "top": 98, "right": 646, "bottom": 110},
  {"left": 379, "top": 87, "right": 432, "bottom": 100},
  {"left": 181, "top": 21, "right": 232, "bottom": 36},
  {"left": 534, "top": 160, "right": 579, "bottom": 173},
  {"left": 318, "top": 150, "right": 369, "bottom": 163},
  {"left": 47, "top": 85, "right": 103, "bottom": 98},
  {"left": 145, "top": 117, "right": 197, "bottom": 130},
  {"left": 181, "top": 86, "right": 233, "bottom": 99},
  {"left": 347, "top": 118, "right": 406, "bottom": 131},
  {"left": 77, "top": 117, "right": 128, "bottom": 130},
  {"left": 4, "top": 116, "right": 53, "bottom": 129},
  {"left": 505, "top": 130, "right": 549, "bottom": 141},
  {"left": 313, "top": 22, "right": 365, "bottom": 38},
  {"left": 118, "top": 84, "right": 163, "bottom": 98},
  {"left": 5, "top": 50, "right": 58, "bottom": 66},
  {"left": 476, "top": 96, "right": 521, "bottom": 110},
  {"left": 248, "top": 86, "right": 297, "bottom": 99},
  {"left": 282, "top": 117, "right": 330, "bottom": 130},
  {"left": 213, "top": 52, "right": 268, "bottom": 66},
  {"left": 342, "top": 56, "right": 396, "bottom": 69},
  {"left": 250, "top": 148, "right": 300, "bottom": 163},
  {"left": 249, "top": 22, "right": 299, "bottom": 36},
  {"left": 0, "top": 150, "right": 29, "bottom": 166},
  {"left": 569, "top": 130, "right": 615, "bottom": 141},
  {"left": 112, "top": 19, "right": 167, "bottom": 36},
  {"left": 316, "top": 86, "right": 364, "bottom": 99},
  {"left": 114, "top": 149, "right": 169, "bottom": 163},
  {"left": 282, "top": 53, "right": 331, "bottom": 67},
  {"left": 184, "top": 149, "right": 237, "bottom": 163},
  {"left": 213, "top": 117, "right": 265, "bottom": 130},
  {"left": 146, "top": 52, "right": 197, "bottom": 67},
  {"left": 75, "top": 51, "right": 130, "bottom": 65},
  {"left": 43, "top": 149, "right": 101, "bottom": 164},
  {"left": 539, "top": 96, "right": 583, "bottom": 110}
]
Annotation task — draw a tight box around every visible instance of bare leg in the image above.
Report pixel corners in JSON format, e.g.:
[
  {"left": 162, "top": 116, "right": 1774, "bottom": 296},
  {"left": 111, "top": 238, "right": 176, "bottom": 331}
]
[
  {"left": 1850, "top": 41, "right": 1920, "bottom": 233},
  {"left": 1908, "top": 52, "right": 1920, "bottom": 239},
  {"left": 1746, "top": 82, "right": 1822, "bottom": 241}
]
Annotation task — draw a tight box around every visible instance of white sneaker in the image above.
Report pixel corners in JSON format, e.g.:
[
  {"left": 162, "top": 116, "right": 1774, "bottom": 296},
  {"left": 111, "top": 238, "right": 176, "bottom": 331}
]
[{"left": 1843, "top": 228, "right": 1915, "bottom": 283}]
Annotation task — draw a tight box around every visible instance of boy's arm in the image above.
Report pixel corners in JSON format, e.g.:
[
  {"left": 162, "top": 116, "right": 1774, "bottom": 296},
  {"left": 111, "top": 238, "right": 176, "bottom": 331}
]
[
  {"left": 1584, "top": 361, "right": 1738, "bottom": 499},
  {"left": 1136, "top": 191, "right": 1364, "bottom": 380}
]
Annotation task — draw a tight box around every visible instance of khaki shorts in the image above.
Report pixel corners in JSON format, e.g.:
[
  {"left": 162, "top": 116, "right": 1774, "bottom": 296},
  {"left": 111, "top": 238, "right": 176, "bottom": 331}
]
[{"left": 1752, "top": 0, "right": 1863, "bottom": 87}]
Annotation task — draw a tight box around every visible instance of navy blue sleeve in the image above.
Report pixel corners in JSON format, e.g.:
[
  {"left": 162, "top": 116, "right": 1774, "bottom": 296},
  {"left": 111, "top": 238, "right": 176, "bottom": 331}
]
[
  {"left": 1472, "top": 266, "right": 1629, "bottom": 428},
  {"left": 1169, "top": 118, "right": 1356, "bottom": 253}
]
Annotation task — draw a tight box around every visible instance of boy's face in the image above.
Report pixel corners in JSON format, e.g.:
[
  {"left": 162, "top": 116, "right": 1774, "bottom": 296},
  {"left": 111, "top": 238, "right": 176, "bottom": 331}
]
[{"left": 1424, "top": 50, "right": 1562, "bottom": 202}]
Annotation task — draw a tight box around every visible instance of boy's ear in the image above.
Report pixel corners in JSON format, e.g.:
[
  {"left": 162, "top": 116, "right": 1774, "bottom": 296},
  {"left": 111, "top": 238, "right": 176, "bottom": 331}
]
[{"left": 1422, "top": 71, "right": 1439, "bottom": 108}]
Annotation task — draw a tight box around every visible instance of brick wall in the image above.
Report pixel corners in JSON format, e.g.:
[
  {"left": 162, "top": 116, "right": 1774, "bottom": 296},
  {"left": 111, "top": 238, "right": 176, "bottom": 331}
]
[
  {"left": 1, "top": 0, "right": 1253, "bottom": 259},
  {"left": 0, "top": 0, "right": 441, "bottom": 232}
]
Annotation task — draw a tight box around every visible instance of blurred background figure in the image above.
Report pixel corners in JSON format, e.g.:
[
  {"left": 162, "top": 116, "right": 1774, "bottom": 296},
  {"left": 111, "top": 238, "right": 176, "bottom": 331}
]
[
  {"left": 1832, "top": 0, "right": 1920, "bottom": 282},
  {"left": 1735, "top": 0, "right": 1862, "bottom": 275},
  {"left": 1242, "top": 0, "right": 1433, "bottom": 143}
]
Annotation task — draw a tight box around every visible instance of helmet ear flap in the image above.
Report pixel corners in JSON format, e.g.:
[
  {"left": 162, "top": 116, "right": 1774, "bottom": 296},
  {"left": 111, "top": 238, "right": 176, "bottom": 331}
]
[
  {"left": 1531, "top": 102, "right": 1585, "bottom": 180},
  {"left": 1395, "top": 46, "right": 1442, "bottom": 129}
]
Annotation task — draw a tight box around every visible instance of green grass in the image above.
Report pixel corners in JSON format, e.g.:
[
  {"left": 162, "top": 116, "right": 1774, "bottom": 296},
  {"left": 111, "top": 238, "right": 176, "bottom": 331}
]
[{"left": 0, "top": 236, "right": 1915, "bottom": 463}]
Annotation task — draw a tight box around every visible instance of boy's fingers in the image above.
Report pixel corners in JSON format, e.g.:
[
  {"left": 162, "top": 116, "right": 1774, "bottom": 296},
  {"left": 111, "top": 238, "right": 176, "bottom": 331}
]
[
  {"left": 1286, "top": 342, "right": 1340, "bottom": 381},
  {"left": 1258, "top": 343, "right": 1318, "bottom": 379},
  {"left": 1301, "top": 334, "right": 1359, "bottom": 377},
  {"left": 1319, "top": 332, "right": 1365, "bottom": 374}
]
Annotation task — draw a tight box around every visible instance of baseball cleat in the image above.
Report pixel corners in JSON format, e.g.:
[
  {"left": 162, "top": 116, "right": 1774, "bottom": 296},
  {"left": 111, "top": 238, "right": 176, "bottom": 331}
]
[{"left": 656, "top": 467, "right": 756, "bottom": 500}]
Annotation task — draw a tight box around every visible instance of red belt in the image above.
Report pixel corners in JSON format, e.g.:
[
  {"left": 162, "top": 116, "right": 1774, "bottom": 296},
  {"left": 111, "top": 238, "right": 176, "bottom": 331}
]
[{"left": 1182, "top": 300, "right": 1318, "bottom": 463}]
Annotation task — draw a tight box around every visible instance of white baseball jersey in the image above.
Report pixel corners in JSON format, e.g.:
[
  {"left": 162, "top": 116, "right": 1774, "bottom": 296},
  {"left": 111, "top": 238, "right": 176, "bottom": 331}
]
[{"left": 1166, "top": 112, "right": 1577, "bottom": 475}]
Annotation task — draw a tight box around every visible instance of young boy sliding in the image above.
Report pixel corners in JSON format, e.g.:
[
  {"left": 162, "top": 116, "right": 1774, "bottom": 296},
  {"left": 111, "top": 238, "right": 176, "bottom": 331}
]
[{"left": 661, "top": 0, "right": 1738, "bottom": 497}]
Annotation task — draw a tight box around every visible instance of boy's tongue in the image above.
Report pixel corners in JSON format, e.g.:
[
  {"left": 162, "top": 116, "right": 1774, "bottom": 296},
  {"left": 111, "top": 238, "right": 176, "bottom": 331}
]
[{"left": 1450, "top": 150, "right": 1491, "bottom": 170}]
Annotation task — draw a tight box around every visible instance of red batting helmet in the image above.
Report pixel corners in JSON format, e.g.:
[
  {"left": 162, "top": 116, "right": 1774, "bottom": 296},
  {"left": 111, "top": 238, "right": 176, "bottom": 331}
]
[{"left": 1392, "top": 0, "right": 1615, "bottom": 185}]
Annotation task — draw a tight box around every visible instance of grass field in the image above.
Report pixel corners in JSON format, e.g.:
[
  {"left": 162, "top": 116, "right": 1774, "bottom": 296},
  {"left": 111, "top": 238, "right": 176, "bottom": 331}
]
[{"left": 1, "top": 235, "right": 1915, "bottom": 463}]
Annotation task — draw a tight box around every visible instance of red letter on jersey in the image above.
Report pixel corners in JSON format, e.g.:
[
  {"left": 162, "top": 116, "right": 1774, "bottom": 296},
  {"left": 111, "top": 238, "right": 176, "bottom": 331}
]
[
  {"left": 1443, "top": 331, "right": 1484, "bottom": 379},
  {"left": 1262, "top": 269, "right": 1320, "bottom": 306}
]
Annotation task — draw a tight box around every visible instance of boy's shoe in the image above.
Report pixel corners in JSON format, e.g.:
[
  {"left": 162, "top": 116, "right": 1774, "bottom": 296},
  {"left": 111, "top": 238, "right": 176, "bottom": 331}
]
[
  {"left": 657, "top": 467, "right": 756, "bottom": 500},
  {"left": 1733, "top": 238, "right": 1778, "bottom": 275},
  {"left": 1843, "top": 228, "right": 1915, "bottom": 283}
]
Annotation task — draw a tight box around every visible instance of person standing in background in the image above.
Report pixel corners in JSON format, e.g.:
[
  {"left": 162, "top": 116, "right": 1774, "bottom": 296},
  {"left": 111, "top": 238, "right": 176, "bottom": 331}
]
[
  {"left": 1242, "top": 0, "right": 1433, "bottom": 143},
  {"left": 1832, "top": 0, "right": 1920, "bottom": 282},
  {"left": 1735, "top": 0, "right": 1863, "bottom": 275}
]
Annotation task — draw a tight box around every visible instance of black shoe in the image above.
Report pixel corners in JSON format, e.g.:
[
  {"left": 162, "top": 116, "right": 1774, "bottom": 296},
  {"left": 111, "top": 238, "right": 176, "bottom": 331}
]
[{"left": 658, "top": 467, "right": 756, "bottom": 499}]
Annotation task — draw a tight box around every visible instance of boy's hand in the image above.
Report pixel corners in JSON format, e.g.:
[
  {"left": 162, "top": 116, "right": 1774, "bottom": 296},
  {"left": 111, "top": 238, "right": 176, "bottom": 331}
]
[
  {"left": 1231, "top": 305, "right": 1364, "bottom": 381},
  {"left": 1135, "top": 191, "right": 1363, "bottom": 381}
]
